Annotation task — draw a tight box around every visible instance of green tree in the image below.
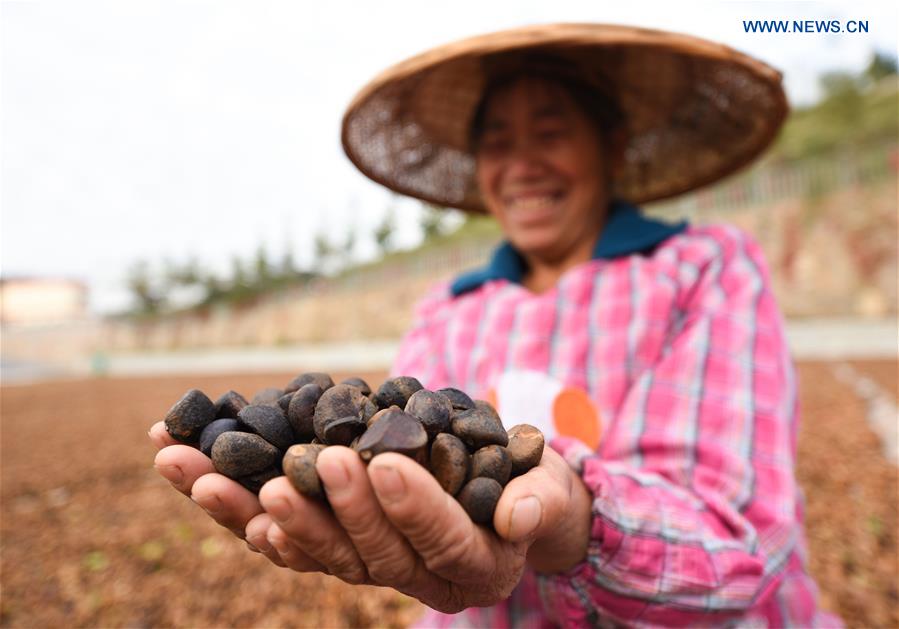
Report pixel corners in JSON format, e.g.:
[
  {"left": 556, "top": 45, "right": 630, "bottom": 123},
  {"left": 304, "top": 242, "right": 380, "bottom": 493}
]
[
  {"left": 864, "top": 51, "right": 898, "bottom": 83},
  {"left": 254, "top": 244, "right": 273, "bottom": 289},
  {"left": 314, "top": 231, "right": 334, "bottom": 273},
  {"left": 374, "top": 208, "right": 396, "bottom": 255},
  {"left": 126, "top": 260, "right": 163, "bottom": 314},
  {"left": 420, "top": 204, "right": 445, "bottom": 241},
  {"left": 340, "top": 228, "right": 356, "bottom": 267}
]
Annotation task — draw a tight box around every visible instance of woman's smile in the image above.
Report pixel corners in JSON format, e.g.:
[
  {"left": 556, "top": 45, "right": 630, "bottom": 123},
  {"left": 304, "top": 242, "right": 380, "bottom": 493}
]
[{"left": 474, "top": 78, "right": 611, "bottom": 269}]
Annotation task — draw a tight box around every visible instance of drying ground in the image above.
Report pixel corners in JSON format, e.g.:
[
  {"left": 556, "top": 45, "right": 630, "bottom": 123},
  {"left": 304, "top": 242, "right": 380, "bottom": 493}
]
[{"left": 1, "top": 362, "right": 896, "bottom": 627}]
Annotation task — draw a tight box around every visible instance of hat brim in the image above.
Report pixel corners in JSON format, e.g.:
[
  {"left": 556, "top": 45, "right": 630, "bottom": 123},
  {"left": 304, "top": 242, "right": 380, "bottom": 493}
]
[{"left": 341, "top": 23, "right": 789, "bottom": 213}]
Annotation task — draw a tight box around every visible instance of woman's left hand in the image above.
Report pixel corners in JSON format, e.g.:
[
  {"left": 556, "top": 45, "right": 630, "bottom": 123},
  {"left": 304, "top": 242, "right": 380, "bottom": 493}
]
[{"left": 248, "top": 444, "right": 592, "bottom": 612}]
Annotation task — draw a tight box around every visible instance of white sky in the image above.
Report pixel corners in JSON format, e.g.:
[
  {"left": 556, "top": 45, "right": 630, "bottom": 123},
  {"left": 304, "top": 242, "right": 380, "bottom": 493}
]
[{"left": 2, "top": 0, "right": 897, "bottom": 313}]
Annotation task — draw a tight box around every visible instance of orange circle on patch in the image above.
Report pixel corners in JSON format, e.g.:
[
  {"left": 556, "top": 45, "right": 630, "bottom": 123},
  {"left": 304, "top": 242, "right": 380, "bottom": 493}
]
[
  {"left": 552, "top": 387, "right": 602, "bottom": 450},
  {"left": 484, "top": 388, "right": 499, "bottom": 410}
]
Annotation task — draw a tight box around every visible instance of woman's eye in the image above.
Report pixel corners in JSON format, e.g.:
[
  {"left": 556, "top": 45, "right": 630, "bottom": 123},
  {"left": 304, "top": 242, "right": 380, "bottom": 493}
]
[
  {"left": 538, "top": 128, "right": 564, "bottom": 141},
  {"left": 480, "top": 138, "right": 511, "bottom": 153}
]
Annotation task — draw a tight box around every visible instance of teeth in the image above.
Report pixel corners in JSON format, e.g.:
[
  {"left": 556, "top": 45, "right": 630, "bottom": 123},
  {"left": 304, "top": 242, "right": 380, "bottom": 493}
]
[{"left": 509, "top": 196, "right": 556, "bottom": 210}]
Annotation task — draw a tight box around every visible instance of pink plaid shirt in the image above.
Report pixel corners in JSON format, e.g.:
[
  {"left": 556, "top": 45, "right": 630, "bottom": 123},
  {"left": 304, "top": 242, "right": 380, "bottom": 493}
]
[{"left": 393, "top": 214, "right": 839, "bottom": 628}]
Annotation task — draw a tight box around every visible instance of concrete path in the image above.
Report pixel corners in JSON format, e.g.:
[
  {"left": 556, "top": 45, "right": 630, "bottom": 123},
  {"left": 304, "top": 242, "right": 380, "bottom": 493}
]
[
  {"left": 784, "top": 318, "right": 896, "bottom": 360},
  {"left": 3, "top": 318, "right": 895, "bottom": 382}
]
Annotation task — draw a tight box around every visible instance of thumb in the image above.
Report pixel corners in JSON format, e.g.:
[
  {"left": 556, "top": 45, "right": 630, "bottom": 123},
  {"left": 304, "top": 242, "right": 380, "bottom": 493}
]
[{"left": 493, "top": 446, "right": 579, "bottom": 543}]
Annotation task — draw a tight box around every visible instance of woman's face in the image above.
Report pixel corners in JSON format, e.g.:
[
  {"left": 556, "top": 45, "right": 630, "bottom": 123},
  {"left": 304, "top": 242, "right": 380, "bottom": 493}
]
[{"left": 474, "top": 78, "right": 610, "bottom": 263}]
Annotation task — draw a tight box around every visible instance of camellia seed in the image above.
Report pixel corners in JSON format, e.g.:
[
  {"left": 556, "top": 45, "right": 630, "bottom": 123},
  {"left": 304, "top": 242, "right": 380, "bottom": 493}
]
[
  {"left": 506, "top": 424, "right": 545, "bottom": 476},
  {"left": 457, "top": 477, "right": 502, "bottom": 525},
  {"left": 211, "top": 432, "right": 280, "bottom": 478},
  {"left": 405, "top": 389, "right": 452, "bottom": 440},
  {"left": 354, "top": 408, "right": 427, "bottom": 464},
  {"left": 283, "top": 443, "right": 326, "bottom": 499},
  {"left": 164, "top": 389, "right": 216, "bottom": 444},
  {"left": 430, "top": 433, "right": 469, "bottom": 496},
  {"left": 213, "top": 390, "right": 249, "bottom": 419},
  {"left": 238, "top": 404, "right": 295, "bottom": 451},
  {"left": 470, "top": 445, "right": 512, "bottom": 486}
]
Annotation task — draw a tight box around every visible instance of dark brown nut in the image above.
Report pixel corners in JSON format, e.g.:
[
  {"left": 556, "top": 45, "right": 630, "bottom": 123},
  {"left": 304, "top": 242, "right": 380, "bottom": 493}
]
[
  {"left": 213, "top": 390, "right": 249, "bottom": 419},
  {"left": 430, "top": 433, "right": 469, "bottom": 496},
  {"left": 287, "top": 383, "right": 324, "bottom": 442},
  {"left": 165, "top": 389, "right": 216, "bottom": 443},
  {"left": 474, "top": 399, "right": 502, "bottom": 422},
  {"left": 341, "top": 377, "right": 372, "bottom": 397},
  {"left": 354, "top": 408, "right": 427, "bottom": 464},
  {"left": 323, "top": 416, "right": 367, "bottom": 446},
  {"left": 238, "top": 404, "right": 294, "bottom": 451},
  {"left": 199, "top": 418, "right": 240, "bottom": 457},
  {"left": 507, "top": 424, "right": 545, "bottom": 476},
  {"left": 237, "top": 466, "right": 282, "bottom": 494},
  {"left": 285, "top": 372, "right": 334, "bottom": 394},
  {"left": 314, "top": 384, "right": 367, "bottom": 442},
  {"left": 457, "top": 477, "right": 502, "bottom": 525},
  {"left": 251, "top": 387, "right": 284, "bottom": 407},
  {"left": 277, "top": 392, "right": 295, "bottom": 413},
  {"left": 366, "top": 406, "right": 395, "bottom": 428},
  {"left": 470, "top": 445, "right": 512, "bottom": 486},
  {"left": 211, "top": 432, "right": 280, "bottom": 478},
  {"left": 437, "top": 387, "right": 476, "bottom": 412},
  {"left": 283, "top": 443, "right": 326, "bottom": 499},
  {"left": 373, "top": 376, "right": 423, "bottom": 410},
  {"left": 451, "top": 408, "right": 509, "bottom": 450},
  {"left": 362, "top": 397, "right": 378, "bottom": 424},
  {"left": 405, "top": 389, "right": 453, "bottom": 441}
]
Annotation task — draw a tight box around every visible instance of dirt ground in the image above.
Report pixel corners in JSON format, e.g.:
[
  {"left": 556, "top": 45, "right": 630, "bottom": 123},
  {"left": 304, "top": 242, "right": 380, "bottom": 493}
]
[{"left": 1, "top": 361, "right": 896, "bottom": 628}]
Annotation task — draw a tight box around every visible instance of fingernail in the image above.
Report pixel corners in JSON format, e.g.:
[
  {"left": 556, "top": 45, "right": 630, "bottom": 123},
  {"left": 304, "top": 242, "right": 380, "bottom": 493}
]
[
  {"left": 191, "top": 493, "right": 222, "bottom": 515},
  {"left": 317, "top": 457, "right": 350, "bottom": 494},
  {"left": 370, "top": 465, "right": 405, "bottom": 503},
  {"left": 509, "top": 496, "right": 542, "bottom": 540},
  {"left": 246, "top": 541, "right": 260, "bottom": 553},
  {"left": 266, "top": 497, "right": 292, "bottom": 524},
  {"left": 247, "top": 535, "right": 270, "bottom": 553},
  {"left": 269, "top": 536, "right": 288, "bottom": 554},
  {"left": 155, "top": 464, "right": 183, "bottom": 486}
]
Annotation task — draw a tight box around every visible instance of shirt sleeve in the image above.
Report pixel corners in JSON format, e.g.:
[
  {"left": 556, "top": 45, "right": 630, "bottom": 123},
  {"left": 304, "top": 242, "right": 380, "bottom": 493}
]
[
  {"left": 536, "top": 227, "right": 802, "bottom": 627},
  {"left": 390, "top": 282, "right": 453, "bottom": 389}
]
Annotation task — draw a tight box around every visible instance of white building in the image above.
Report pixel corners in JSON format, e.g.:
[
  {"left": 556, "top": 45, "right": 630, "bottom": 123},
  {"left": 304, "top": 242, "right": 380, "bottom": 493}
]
[{"left": 0, "top": 277, "right": 88, "bottom": 326}]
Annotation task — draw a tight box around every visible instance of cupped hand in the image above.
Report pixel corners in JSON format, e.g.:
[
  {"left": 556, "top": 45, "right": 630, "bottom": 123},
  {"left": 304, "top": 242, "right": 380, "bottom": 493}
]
[
  {"left": 148, "top": 421, "right": 285, "bottom": 566},
  {"left": 257, "top": 444, "right": 592, "bottom": 613},
  {"left": 149, "top": 420, "right": 592, "bottom": 611}
]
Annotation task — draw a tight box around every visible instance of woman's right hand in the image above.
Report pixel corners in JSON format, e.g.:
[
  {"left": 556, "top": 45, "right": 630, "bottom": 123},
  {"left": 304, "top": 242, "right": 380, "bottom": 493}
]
[{"left": 148, "top": 421, "right": 287, "bottom": 567}]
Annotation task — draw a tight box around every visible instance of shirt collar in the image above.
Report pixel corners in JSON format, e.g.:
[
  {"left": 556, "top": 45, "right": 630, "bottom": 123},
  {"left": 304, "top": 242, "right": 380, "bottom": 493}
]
[{"left": 450, "top": 200, "right": 688, "bottom": 296}]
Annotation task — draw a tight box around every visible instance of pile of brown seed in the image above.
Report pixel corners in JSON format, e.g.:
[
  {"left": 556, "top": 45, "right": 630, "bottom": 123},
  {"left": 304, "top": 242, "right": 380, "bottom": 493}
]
[{"left": 163, "top": 373, "right": 544, "bottom": 527}]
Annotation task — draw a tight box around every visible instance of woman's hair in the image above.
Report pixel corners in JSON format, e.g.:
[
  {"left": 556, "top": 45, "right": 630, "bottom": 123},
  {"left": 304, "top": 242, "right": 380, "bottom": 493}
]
[{"left": 468, "top": 57, "right": 625, "bottom": 153}]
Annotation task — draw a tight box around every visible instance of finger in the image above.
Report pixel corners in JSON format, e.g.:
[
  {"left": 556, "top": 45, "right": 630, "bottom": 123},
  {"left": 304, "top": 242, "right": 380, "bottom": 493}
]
[
  {"left": 154, "top": 444, "right": 214, "bottom": 495},
  {"left": 266, "top": 522, "right": 330, "bottom": 573},
  {"left": 494, "top": 446, "right": 574, "bottom": 543},
  {"left": 245, "top": 512, "right": 286, "bottom": 568},
  {"left": 367, "top": 452, "right": 500, "bottom": 584},
  {"left": 258, "top": 476, "right": 368, "bottom": 584},
  {"left": 148, "top": 421, "right": 179, "bottom": 449},
  {"left": 316, "top": 447, "right": 440, "bottom": 593},
  {"left": 495, "top": 447, "right": 593, "bottom": 573},
  {"left": 190, "top": 472, "right": 263, "bottom": 537}
]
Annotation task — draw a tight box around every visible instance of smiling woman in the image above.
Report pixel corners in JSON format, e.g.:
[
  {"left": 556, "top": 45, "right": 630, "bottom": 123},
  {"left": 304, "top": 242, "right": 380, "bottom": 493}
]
[
  {"left": 151, "top": 23, "right": 841, "bottom": 628},
  {"left": 471, "top": 76, "right": 615, "bottom": 293}
]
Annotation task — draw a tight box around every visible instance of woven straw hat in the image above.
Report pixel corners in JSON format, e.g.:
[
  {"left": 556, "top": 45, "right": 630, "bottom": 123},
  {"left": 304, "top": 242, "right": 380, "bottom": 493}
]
[{"left": 341, "top": 23, "right": 788, "bottom": 213}]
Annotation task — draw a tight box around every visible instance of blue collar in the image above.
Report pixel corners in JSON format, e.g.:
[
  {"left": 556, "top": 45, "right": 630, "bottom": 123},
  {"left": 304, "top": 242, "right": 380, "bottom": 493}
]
[{"left": 450, "top": 201, "right": 688, "bottom": 296}]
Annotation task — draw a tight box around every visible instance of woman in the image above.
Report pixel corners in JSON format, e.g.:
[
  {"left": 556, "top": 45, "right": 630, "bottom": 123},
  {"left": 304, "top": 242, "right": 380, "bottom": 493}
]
[{"left": 151, "top": 24, "right": 838, "bottom": 627}]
